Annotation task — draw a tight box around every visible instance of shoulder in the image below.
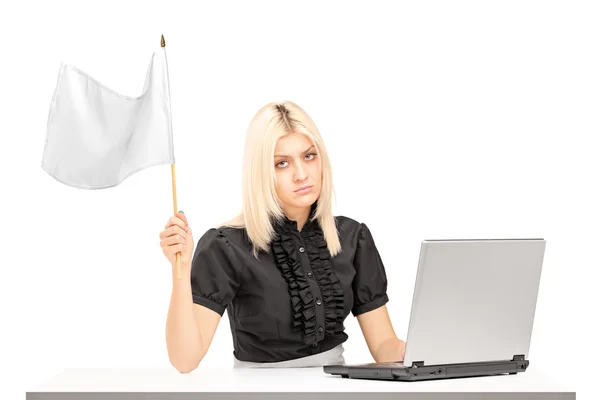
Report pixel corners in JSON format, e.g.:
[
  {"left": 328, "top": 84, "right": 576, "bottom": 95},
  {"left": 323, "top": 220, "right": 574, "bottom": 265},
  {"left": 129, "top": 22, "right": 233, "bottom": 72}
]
[
  {"left": 197, "top": 226, "right": 248, "bottom": 247},
  {"left": 194, "top": 229, "right": 231, "bottom": 261},
  {"left": 193, "top": 227, "right": 248, "bottom": 276},
  {"left": 334, "top": 215, "right": 366, "bottom": 234},
  {"left": 197, "top": 227, "right": 227, "bottom": 246},
  {"left": 334, "top": 215, "right": 381, "bottom": 245},
  {"left": 197, "top": 225, "right": 252, "bottom": 256},
  {"left": 334, "top": 215, "right": 372, "bottom": 245}
]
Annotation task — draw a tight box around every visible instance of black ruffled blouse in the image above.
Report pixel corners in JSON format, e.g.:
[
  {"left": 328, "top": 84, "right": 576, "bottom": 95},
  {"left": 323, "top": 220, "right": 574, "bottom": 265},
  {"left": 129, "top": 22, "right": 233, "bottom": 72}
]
[{"left": 190, "top": 204, "right": 389, "bottom": 363}]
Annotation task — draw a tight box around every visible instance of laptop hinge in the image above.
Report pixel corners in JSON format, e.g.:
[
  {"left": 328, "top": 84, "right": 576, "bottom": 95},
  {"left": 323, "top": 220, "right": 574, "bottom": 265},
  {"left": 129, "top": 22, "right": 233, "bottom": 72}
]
[{"left": 411, "top": 356, "right": 524, "bottom": 368}]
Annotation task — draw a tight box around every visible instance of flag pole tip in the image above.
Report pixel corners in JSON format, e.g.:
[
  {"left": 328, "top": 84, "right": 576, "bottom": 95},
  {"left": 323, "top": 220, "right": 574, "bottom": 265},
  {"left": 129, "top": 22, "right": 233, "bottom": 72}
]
[{"left": 161, "top": 35, "right": 166, "bottom": 47}]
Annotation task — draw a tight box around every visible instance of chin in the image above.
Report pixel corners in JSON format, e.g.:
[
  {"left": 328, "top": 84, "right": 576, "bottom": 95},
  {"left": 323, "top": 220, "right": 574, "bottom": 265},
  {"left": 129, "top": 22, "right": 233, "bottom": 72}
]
[
  {"left": 302, "top": 194, "right": 319, "bottom": 206},
  {"left": 289, "top": 195, "right": 315, "bottom": 206}
]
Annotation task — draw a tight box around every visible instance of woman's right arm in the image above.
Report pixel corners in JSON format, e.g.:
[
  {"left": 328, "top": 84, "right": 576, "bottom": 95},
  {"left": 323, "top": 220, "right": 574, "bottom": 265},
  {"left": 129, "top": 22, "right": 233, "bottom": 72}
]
[
  {"left": 162, "top": 212, "right": 221, "bottom": 373},
  {"left": 166, "top": 268, "right": 221, "bottom": 373}
]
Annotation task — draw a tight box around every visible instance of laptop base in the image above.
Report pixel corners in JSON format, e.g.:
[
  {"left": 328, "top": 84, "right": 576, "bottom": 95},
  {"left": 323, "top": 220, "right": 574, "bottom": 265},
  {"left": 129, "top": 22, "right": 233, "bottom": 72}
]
[{"left": 324, "top": 355, "right": 529, "bottom": 382}]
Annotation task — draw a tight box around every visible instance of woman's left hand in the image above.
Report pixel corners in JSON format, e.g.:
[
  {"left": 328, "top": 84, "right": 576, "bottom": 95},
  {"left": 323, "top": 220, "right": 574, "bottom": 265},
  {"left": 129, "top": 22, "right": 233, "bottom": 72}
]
[{"left": 396, "top": 339, "right": 406, "bottom": 361}]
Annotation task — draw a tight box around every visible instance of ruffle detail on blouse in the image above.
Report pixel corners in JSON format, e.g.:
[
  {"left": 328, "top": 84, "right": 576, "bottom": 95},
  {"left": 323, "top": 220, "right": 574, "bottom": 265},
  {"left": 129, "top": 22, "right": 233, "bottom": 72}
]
[
  {"left": 271, "top": 231, "right": 317, "bottom": 345},
  {"left": 304, "top": 227, "right": 345, "bottom": 336}
]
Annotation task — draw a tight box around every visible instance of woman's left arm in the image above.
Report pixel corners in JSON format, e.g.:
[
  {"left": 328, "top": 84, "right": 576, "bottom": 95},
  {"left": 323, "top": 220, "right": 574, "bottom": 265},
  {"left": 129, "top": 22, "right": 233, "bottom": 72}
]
[{"left": 357, "top": 304, "right": 406, "bottom": 363}]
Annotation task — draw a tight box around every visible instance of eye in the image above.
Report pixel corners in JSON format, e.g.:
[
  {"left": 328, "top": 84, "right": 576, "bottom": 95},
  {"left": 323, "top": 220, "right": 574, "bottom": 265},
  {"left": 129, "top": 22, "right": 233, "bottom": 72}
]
[{"left": 275, "top": 153, "right": 317, "bottom": 169}]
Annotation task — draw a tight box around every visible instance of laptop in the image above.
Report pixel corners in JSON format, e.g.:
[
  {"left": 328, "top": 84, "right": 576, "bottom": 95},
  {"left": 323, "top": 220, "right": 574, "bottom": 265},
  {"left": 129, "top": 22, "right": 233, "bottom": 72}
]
[{"left": 324, "top": 238, "right": 546, "bottom": 381}]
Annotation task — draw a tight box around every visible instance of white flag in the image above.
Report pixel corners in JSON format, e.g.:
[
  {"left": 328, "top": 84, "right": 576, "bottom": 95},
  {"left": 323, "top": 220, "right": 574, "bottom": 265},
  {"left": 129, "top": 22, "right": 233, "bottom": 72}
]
[{"left": 42, "top": 47, "right": 175, "bottom": 189}]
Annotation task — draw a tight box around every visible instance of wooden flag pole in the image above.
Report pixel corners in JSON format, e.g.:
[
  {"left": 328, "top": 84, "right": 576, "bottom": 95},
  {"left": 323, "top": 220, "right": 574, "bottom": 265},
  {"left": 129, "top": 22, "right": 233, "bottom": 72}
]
[
  {"left": 172, "top": 163, "right": 181, "bottom": 280},
  {"left": 162, "top": 34, "right": 182, "bottom": 280}
]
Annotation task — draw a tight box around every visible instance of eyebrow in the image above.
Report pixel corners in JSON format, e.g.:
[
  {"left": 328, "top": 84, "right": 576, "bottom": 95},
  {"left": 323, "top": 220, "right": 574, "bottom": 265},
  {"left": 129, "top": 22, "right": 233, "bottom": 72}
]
[{"left": 275, "top": 145, "right": 315, "bottom": 158}]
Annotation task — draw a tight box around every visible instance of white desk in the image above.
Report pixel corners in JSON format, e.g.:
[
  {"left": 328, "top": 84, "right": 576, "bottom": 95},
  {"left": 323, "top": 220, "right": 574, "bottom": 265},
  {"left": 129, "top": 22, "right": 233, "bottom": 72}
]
[{"left": 26, "top": 366, "right": 575, "bottom": 399}]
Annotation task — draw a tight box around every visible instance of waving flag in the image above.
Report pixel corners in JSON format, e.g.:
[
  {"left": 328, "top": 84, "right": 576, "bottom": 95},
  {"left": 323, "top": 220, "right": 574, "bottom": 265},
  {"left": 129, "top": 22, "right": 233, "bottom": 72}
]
[{"left": 42, "top": 43, "right": 175, "bottom": 189}]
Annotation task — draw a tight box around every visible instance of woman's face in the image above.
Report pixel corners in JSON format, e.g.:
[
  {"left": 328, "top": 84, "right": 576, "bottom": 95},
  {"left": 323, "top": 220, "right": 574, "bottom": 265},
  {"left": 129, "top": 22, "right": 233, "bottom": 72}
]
[{"left": 273, "top": 132, "right": 322, "bottom": 210}]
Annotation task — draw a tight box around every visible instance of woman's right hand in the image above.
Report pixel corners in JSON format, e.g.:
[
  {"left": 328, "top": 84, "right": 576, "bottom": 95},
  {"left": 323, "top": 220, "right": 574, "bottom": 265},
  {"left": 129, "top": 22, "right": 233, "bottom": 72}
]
[{"left": 160, "top": 211, "right": 194, "bottom": 275}]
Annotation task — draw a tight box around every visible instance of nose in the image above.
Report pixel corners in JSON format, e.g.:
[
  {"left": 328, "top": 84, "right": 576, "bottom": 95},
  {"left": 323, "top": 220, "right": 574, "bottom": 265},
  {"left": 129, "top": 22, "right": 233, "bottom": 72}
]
[{"left": 294, "top": 161, "right": 308, "bottom": 182}]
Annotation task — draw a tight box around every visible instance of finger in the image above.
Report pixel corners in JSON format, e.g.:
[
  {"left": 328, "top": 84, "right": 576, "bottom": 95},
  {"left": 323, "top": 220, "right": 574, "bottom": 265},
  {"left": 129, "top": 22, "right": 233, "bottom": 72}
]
[
  {"left": 170, "top": 225, "right": 187, "bottom": 238},
  {"left": 166, "top": 243, "right": 184, "bottom": 254},
  {"left": 164, "top": 215, "right": 186, "bottom": 230},
  {"left": 178, "top": 211, "right": 189, "bottom": 231},
  {"left": 161, "top": 235, "right": 186, "bottom": 248},
  {"left": 159, "top": 225, "right": 186, "bottom": 240}
]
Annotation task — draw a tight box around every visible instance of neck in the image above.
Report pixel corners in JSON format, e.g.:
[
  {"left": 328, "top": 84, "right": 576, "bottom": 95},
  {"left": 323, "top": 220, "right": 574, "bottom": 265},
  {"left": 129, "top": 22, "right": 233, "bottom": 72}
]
[
  {"left": 284, "top": 206, "right": 311, "bottom": 232},
  {"left": 282, "top": 202, "right": 317, "bottom": 232}
]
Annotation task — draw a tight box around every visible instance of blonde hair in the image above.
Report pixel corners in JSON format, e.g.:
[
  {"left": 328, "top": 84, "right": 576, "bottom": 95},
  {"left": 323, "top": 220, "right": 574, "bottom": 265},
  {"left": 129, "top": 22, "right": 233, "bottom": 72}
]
[{"left": 218, "top": 101, "right": 341, "bottom": 259}]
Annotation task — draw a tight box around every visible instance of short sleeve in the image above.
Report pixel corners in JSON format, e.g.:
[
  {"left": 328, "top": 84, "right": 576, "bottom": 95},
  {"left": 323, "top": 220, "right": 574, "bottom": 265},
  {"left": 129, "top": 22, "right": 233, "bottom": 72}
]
[
  {"left": 190, "top": 228, "right": 240, "bottom": 316},
  {"left": 351, "top": 222, "right": 389, "bottom": 316}
]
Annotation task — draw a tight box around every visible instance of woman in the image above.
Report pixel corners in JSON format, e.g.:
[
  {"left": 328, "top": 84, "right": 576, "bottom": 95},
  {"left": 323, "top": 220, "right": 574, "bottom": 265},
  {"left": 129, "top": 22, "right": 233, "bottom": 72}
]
[{"left": 161, "top": 101, "right": 406, "bottom": 372}]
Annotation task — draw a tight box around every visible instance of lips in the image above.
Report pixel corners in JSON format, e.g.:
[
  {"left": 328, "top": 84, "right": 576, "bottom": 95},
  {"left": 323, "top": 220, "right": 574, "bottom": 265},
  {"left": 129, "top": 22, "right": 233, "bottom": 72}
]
[{"left": 295, "top": 185, "right": 312, "bottom": 192}]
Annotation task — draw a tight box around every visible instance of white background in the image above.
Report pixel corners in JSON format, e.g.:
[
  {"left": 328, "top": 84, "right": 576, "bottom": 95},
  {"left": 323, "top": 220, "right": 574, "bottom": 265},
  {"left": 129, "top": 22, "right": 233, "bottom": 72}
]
[{"left": 0, "top": 0, "right": 597, "bottom": 398}]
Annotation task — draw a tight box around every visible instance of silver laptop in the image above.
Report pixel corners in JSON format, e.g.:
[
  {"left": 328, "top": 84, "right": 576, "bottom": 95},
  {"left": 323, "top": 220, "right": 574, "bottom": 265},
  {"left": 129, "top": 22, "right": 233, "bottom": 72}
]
[{"left": 324, "top": 238, "right": 546, "bottom": 381}]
